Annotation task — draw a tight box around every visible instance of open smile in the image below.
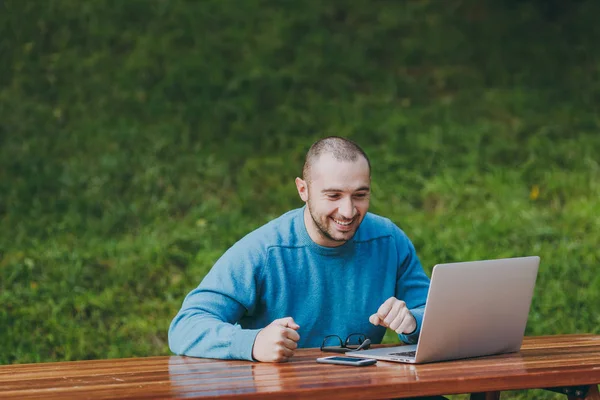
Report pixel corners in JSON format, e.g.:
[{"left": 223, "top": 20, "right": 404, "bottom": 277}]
[{"left": 332, "top": 217, "right": 355, "bottom": 230}]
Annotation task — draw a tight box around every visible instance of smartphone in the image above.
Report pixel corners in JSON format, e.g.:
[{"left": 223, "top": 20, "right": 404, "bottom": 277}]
[{"left": 316, "top": 356, "right": 377, "bottom": 366}]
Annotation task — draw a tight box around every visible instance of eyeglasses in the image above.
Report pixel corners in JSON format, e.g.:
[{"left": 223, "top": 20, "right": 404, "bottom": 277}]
[{"left": 320, "top": 333, "right": 371, "bottom": 353}]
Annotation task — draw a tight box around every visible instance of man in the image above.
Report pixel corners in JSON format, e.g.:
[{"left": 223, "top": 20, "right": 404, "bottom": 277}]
[{"left": 169, "top": 136, "right": 430, "bottom": 363}]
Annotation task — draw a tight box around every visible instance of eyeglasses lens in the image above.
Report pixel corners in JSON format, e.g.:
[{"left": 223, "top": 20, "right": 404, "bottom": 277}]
[
  {"left": 322, "top": 335, "right": 343, "bottom": 349},
  {"left": 345, "top": 334, "right": 367, "bottom": 349}
]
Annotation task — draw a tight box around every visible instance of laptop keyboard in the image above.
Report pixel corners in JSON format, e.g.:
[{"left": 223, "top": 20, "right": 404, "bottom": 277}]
[{"left": 390, "top": 351, "right": 416, "bottom": 357}]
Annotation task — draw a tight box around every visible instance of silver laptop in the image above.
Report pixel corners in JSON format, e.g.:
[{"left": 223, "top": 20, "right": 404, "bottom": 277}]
[{"left": 346, "top": 256, "right": 540, "bottom": 364}]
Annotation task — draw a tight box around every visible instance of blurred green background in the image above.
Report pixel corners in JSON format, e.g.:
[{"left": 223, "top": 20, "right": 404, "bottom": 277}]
[{"left": 1, "top": 0, "right": 599, "bottom": 398}]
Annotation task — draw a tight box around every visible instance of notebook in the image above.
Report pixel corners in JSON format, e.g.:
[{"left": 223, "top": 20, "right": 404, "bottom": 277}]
[{"left": 345, "top": 256, "right": 540, "bottom": 364}]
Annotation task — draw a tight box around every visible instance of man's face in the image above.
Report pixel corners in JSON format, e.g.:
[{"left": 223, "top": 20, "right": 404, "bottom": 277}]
[{"left": 295, "top": 153, "right": 371, "bottom": 247}]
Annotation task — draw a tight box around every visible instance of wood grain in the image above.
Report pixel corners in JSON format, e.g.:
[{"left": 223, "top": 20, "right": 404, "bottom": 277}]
[{"left": 0, "top": 334, "right": 599, "bottom": 399}]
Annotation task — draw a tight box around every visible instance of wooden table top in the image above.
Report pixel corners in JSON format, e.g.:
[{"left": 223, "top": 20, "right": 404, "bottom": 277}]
[{"left": 1, "top": 334, "right": 600, "bottom": 399}]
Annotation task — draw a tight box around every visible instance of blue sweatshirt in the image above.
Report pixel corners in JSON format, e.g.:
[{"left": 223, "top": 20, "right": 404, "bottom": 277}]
[{"left": 168, "top": 207, "right": 430, "bottom": 361}]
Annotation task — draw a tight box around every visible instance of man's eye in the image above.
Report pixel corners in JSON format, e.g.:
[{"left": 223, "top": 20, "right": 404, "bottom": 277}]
[
  {"left": 327, "top": 194, "right": 340, "bottom": 199},
  {"left": 354, "top": 193, "right": 368, "bottom": 198}
]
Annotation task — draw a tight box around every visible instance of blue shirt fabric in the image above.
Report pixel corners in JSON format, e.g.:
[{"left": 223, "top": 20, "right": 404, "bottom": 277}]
[{"left": 168, "top": 207, "right": 431, "bottom": 361}]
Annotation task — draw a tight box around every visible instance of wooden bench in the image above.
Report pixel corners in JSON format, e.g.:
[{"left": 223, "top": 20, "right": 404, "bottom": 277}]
[{"left": 1, "top": 334, "right": 599, "bottom": 399}]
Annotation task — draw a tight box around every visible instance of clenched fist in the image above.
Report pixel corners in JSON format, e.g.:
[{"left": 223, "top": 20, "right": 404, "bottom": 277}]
[
  {"left": 252, "top": 317, "right": 300, "bottom": 362},
  {"left": 369, "top": 297, "right": 416, "bottom": 334}
]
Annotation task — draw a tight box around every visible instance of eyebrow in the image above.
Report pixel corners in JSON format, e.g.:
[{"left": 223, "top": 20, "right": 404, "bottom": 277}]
[{"left": 321, "top": 186, "right": 371, "bottom": 193}]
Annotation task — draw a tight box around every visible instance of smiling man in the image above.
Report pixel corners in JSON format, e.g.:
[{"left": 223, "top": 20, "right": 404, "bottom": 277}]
[{"left": 169, "top": 136, "right": 431, "bottom": 364}]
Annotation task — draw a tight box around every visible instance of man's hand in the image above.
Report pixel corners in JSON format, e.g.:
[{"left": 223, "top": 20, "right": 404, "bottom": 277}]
[
  {"left": 369, "top": 297, "right": 416, "bottom": 334},
  {"left": 252, "top": 317, "right": 300, "bottom": 362}
]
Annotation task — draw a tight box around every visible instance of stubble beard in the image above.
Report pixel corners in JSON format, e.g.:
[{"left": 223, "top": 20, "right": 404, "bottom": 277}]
[{"left": 306, "top": 199, "right": 357, "bottom": 245}]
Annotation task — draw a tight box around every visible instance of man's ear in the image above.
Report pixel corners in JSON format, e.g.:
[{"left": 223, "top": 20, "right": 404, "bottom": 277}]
[{"left": 295, "top": 177, "right": 308, "bottom": 202}]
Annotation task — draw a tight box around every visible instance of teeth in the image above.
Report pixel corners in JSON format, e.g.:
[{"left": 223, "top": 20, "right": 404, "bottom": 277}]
[{"left": 333, "top": 218, "right": 352, "bottom": 226}]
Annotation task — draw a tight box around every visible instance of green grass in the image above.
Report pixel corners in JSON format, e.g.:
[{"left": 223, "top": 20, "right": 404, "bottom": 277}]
[{"left": 1, "top": 1, "right": 599, "bottom": 398}]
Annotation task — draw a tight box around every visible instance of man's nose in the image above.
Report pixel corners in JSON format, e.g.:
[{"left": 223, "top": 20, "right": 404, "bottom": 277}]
[{"left": 339, "top": 197, "right": 355, "bottom": 218}]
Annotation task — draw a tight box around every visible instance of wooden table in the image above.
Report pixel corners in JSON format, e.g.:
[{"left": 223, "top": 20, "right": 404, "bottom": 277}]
[{"left": 1, "top": 334, "right": 599, "bottom": 399}]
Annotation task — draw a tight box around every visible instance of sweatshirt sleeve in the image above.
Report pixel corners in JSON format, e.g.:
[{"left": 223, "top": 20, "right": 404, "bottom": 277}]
[
  {"left": 168, "top": 239, "right": 264, "bottom": 361},
  {"left": 392, "top": 226, "right": 430, "bottom": 344}
]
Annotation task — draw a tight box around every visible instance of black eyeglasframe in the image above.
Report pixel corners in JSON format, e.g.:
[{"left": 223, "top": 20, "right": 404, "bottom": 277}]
[{"left": 320, "top": 333, "right": 372, "bottom": 353}]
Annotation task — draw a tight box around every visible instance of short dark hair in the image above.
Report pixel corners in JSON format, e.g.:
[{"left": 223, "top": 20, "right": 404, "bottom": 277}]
[{"left": 302, "top": 136, "right": 371, "bottom": 182}]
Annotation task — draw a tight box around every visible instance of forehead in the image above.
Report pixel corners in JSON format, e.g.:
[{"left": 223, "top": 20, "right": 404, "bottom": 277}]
[{"left": 309, "top": 153, "right": 370, "bottom": 190}]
